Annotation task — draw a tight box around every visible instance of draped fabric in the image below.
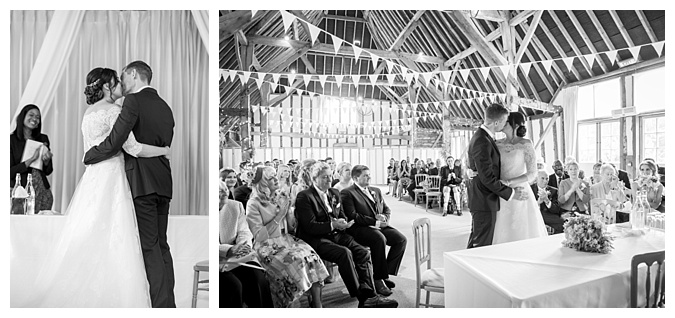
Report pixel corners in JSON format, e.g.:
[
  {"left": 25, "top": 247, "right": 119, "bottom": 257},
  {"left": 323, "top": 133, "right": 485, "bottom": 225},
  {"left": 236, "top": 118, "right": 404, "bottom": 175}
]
[
  {"left": 562, "top": 86, "right": 579, "bottom": 159},
  {"left": 10, "top": 10, "right": 209, "bottom": 215},
  {"left": 190, "top": 10, "right": 209, "bottom": 54}
]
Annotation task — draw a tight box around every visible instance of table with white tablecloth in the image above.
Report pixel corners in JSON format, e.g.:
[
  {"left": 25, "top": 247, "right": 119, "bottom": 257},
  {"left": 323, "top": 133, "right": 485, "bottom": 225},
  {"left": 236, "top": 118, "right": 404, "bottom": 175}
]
[
  {"left": 10, "top": 215, "right": 209, "bottom": 308},
  {"left": 443, "top": 226, "right": 665, "bottom": 308}
]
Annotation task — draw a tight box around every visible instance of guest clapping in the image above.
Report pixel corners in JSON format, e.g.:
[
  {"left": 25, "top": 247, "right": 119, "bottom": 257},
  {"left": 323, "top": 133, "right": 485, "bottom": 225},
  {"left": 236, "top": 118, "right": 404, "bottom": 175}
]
[
  {"left": 590, "top": 164, "right": 627, "bottom": 206},
  {"left": 631, "top": 159, "right": 664, "bottom": 212},
  {"left": 532, "top": 170, "right": 564, "bottom": 233},
  {"left": 558, "top": 161, "right": 590, "bottom": 216},
  {"left": 397, "top": 160, "right": 411, "bottom": 200},
  {"left": 10, "top": 104, "right": 54, "bottom": 211}
]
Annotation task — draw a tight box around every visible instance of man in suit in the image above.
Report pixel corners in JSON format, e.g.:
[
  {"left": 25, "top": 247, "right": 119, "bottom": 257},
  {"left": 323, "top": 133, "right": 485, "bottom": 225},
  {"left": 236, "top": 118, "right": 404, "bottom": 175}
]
[
  {"left": 548, "top": 159, "right": 569, "bottom": 188},
  {"left": 295, "top": 162, "right": 398, "bottom": 308},
  {"left": 466, "top": 103, "right": 528, "bottom": 249},
  {"left": 532, "top": 170, "right": 565, "bottom": 234},
  {"left": 233, "top": 169, "right": 253, "bottom": 211},
  {"left": 341, "top": 165, "right": 407, "bottom": 296},
  {"left": 84, "top": 61, "right": 175, "bottom": 307}
]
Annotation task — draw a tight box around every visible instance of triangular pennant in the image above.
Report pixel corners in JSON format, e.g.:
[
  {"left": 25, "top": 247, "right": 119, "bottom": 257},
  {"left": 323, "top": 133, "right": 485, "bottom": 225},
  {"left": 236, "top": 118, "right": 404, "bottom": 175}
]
[
  {"left": 371, "top": 53, "right": 380, "bottom": 69},
  {"left": 400, "top": 66, "right": 408, "bottom": 74},
  {"left": 541, "top": 60, "right": 553, "bottom": 74},
  {"left": 269, "top": 81, "right": 278, "bottom": 92},
  {"left": 351, "top": 74, "right": 361, "bottom": 87},
  {"left": 386, "top": 73, "right": 395, "bottom": 86},
  {"left": 251, "top": 105, "right": 259, "bottom": 113},
  {"left": 410, "top": 71, "right": 419, "bottom": 83},
  {"left": 479, "top": 67, "right": 490, "bottom": 80},
  {"left": 308, "top": 24, "right": 322, "bottom": 44},
  {"left": 261, "top": 107, "right": 268, "bottom": 114},
  {"left": 459, "top": 69, "right": 471, "bottom": 82},
  {"left": 353, "top": 45, "right": 363, "bottom": 60},
  {"left": 441, "top": 70, "right": 452, "bottom": 82},
  {"left": 604, "top": 50, "right": 618, "bottom": 65},
  {"left": 520, "top": 62, "right": 532, "bottom": 75},
  {"left": 386, "top": 60, "right": 394, "bottom": 72},
  {"left": 421, "top": 72, "right": 434, "bottom": 85},
  {"left": 254, "top": 77, "right": 263, "bottom": 89},
  {"left": 228, "top": 70, "right": 237, "bottom": 81},
  {"left": 403, "top": 72, "right": 413, "bottom": 84},
  {"left": 258, "top": 72, "right": 267, "bottom": 81},
  {"left": 302, "top": 74, "right": 312, "bottom": 86},
  {"left": 562, "top": 56, "right": 575, "bottom": 71},
  {"left": 318, "top": 75, "right": 327, "bottom": 88},
  {"left": 499, "top": 65, "right": 511, "bottom": 78},
  {"left": 331, "top": 35, "right": 343, "bottom": 54},
  {"left": 271, "top": 73, "right": 280, "bottom": 84},
  {"left": 280, "top": 11, "right": 296, "bottom": 33},
  {"left": 240, "top": 71, "right": 251, "bottom": 84},
  {"left": 286, "top": 73, "right": 296, "bottom": 85},
  {"left": 251, "top": 10, "right": 258, "bottom": 18},
  {"left": 334, "top": 75, "right": 344, "bottom": 87},
  {"left": 369, "top": 74, "right": 379, "bottom": 86},
  {"left": 628, "top": 46, "right": 641, "bottom": 59},
  {"left": 652, "top": 41, "right": 665, "bottom": 57},
  {"left": 583, "top": 54, "right": 596, "bottom": 67}
]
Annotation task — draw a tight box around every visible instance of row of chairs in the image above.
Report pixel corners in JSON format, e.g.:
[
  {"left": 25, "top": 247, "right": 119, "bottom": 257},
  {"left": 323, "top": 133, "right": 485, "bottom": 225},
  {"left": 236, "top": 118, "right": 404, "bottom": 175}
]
[{"left": 411, "top": 174, "right": 466, "bottom": 215}]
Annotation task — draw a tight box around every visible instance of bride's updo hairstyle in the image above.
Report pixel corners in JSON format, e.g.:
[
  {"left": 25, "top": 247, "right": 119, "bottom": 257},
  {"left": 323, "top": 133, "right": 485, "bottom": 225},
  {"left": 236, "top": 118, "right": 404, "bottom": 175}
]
[
  {"left": 84, "top": 67, "right": 120, "bottom": 105},
  {"left": 507, "top": 112, "right": 528, "bottom": 137}
]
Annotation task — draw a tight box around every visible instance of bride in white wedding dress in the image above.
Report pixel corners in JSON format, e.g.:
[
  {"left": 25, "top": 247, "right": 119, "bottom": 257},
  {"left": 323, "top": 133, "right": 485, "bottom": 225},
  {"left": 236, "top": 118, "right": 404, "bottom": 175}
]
[
  {"left": 23, "top": 68, "right": 170, "bottom": 307},
  {"left": 492, "top": 112, "right": 548, "bottom": 244}
]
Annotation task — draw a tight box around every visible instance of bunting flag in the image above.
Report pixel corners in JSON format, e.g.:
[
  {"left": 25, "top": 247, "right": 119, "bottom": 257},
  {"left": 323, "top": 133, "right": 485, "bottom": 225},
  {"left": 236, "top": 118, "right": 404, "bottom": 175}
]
[
  {"left": 422, "top": 72, "right": 435, "bottom": 85},
  {"left": 499, "top": 65, "right": 511, "bottom": 78},
  {"left": 334, "top": 75, "right": 344, "bottom": 87},
  {"left": 386, "top": 73, "right": 395, "bottom": 86},
  {"left": 441, "top": 70, "right": 452, "bottom": 82},
  {"left": 302, "top": 74, "right": 312, "bottom": 85},
  {"left": 479, "top": 67, "right": 490, "bottom": 80},
  {"left": 583, "top": 54, "right": 596, "bottom": 67},
  {"left": 353, "top": 45, "right": 363, "bottom": 60},
  {"left": 386, "top": 60, "right": 394, "bottom": 72},
  {"left": 308, "top": 24, "right": 321, "bottom": 44},
  {"left": 605, "top": 50, "right": 618, "bottom": 64},
  {"left": 254, "top": 77, "right": 263, "bottom": 89},
  {"left": 228, "top": 70, "right": 238, "bottom": 81},
  {"left": 318, "top": 75, "right": 327, "bottom": 88},
  {"left": 280, "top": 11, "right": 296, "bottom": 33},
  {"left": 653, "top": 41, "right": 664, "bottom": 57},
  {"left": 541, "top": 59, "right": 553, "bottom": 74},
  {"left": 258, "top": 72, "right": 267, "bottom": 82},
  {"left": 271, "top": 73, "right": 280, "bottom": 84},
  {"left": 520, "top": 62, "right": 532, "bottom": 75},
  {"left": 219, "top": 70, "right": 226, "bottom": 81},
  {"left": 251, "top": 10, "right": 258, "bottom": 18},
  {"left": 628, "top": 46, "right": 641, "bottom": 59},
  {"left": 369, "top": 74, "right": 379, "bottom": 86},
  {"left": 331, "top": 35, "right": 343, "bottom": 54},
  {"left": 351, "top": 74, "right": 361, "bottom": 87},
  {"left": 371, "top": 53, "right": 380, "bottom": 68},
  {"left": 286, "top": 73, "right": 296, "bottom": 86},
  {"left": 562, "top": 57, "right": 575, "bottom": 71},
  {"left": 403, "top": 72, "right": 413, "bottom": 85},
  {"left": 241, "top": 71, "right": 251, "bottom": 84},
  {"left": 459, "top": 69, "right": 471, "bottom": 82}
]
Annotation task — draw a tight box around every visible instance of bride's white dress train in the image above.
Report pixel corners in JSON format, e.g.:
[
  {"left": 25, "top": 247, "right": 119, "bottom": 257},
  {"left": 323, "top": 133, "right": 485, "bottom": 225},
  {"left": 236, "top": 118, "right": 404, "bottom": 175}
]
[
  {"left": 492, "top": 141, "right": 548, "bottom": 244},
  {"left": 23, "top": 107, "right": 151, "bottom": 307}
]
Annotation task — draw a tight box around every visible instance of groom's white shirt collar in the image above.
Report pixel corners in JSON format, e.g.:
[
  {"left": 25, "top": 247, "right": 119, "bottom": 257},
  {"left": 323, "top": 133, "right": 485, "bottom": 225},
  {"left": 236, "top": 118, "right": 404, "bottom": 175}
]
[
  {"left": 480, "top": 124, "right": 496, "bottom": 141},
  {"left": 134, "top": 85, "right": 152, "bottom": 94}
]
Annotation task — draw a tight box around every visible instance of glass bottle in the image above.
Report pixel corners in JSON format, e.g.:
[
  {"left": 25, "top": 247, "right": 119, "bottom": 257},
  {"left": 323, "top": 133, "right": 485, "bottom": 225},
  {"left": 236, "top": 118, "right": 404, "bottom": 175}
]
[
  {"left": 11, "top": 173, "right": 26, "bottom": 215},
  {"left": 26, "top": 174, "right": 35, "bottom": 215},
  {"left": 631, "top": 191, "right": 647, "bottom": 230}
]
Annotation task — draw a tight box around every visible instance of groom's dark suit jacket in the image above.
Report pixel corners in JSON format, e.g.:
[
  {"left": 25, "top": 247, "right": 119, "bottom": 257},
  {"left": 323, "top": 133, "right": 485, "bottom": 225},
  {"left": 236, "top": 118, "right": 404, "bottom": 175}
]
[
  {"left": 83, "top": 88, "right": 174, "bottom": 199},
  {"left": 467, "top": 127, "right": 512, "bottom": 213}
]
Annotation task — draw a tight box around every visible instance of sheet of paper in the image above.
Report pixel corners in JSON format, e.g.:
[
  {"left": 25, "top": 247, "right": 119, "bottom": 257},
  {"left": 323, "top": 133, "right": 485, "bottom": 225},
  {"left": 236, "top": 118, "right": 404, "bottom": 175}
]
[{"left": 20, "top": 140, "right": 45, "bottom": 170}]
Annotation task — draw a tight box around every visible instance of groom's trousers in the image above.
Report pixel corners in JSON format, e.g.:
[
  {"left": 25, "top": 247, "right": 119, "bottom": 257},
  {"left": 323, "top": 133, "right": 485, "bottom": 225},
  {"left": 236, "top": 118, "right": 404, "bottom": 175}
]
[
  {"left": 467, "top": 210, "right": 497, "bottom": 249},
  {"left": 135, "top": 193, "right": 176, "bottom": 308}
]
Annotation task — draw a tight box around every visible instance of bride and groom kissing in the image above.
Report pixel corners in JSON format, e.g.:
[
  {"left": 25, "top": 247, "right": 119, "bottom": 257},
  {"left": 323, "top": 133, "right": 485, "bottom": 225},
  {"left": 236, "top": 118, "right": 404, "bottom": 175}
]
[
  {"left": 467, "top": 103, "right": 548, "bottom": 248},
  {"left": 25, "top": 61, "right": 176, "bottom": 307}
]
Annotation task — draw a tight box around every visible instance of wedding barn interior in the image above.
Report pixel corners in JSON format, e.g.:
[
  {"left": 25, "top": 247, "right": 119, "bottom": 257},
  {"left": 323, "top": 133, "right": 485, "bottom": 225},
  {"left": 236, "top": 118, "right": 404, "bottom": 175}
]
[{"left": 220, "top": 10, "right": 665, "bottom": 308}]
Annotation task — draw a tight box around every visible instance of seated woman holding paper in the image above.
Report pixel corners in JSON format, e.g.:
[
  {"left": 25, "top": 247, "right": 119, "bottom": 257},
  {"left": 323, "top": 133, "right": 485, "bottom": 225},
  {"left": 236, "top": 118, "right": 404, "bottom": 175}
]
[
  {"left": 10, "top": 104, "right": 54, "bottom": 211},
  {"left": 246, "top": 166, "right": 329, "bottom": 308},
  {"left": 220, "top": 181, "right": 273, "bottom": 308}
]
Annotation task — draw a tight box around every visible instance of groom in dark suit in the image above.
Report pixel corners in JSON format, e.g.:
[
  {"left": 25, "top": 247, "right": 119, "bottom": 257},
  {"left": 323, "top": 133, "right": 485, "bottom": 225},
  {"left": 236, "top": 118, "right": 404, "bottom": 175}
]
[
  {"left": 341, "top": 165, "right": 406, "bottom": 296},
  {"left": 83, "top": 61, "right": 176, "bottom": 307},
  {"left": 295, "top": 162, "right": 397, "bottom": 308},
  {"left": 467, "top": 103, "right": 528, "bottom": 248}
]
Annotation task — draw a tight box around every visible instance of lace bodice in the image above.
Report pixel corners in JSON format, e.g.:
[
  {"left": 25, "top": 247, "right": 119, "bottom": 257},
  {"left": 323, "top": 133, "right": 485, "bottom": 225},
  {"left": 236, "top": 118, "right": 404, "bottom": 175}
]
[
  {"left": 81, "top": 106, "right": 142, "bottom": 157},
  {"left": 496, "top": 140, "right": 537, "bottom": 183}
]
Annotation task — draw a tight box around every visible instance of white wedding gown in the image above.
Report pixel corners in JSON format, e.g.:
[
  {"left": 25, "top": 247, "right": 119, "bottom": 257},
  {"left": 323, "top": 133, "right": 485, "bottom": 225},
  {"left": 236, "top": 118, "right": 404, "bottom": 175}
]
[
  {"left": 492, "top": 141, "right": 548, "bottom": 244},
  {"left": 23, "top": 106, "right": 151, "bottom": 307}
]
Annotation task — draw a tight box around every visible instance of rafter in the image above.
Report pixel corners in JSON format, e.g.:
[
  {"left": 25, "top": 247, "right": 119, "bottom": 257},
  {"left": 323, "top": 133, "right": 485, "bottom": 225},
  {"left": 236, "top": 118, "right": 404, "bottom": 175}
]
[
  {"left": 564, "top": 10, "right": 610, "bottom": 73},
  {"left": 609, "top": 11, "right": 635, "bottom": 47},
  {"left": 537, "top": 17, "right": 583, "bottom": 81},
  {"left": 514, "top": 10, "right": 542, "bottom": 64},
  {"left": 389, "top": 10, "right": 425, "bottom": 51},
  {"left": 547, "top": 10, "right": 595, "bottom": 77},
  {"left": 635, "top": 10, "right": 658, "bottom": 43},
  {"left": 509, "top": 10, "right": 537, "bottom": 26},
  {"left": 586, "top": 10, "right": 616, "bottom": 51},
  {"left": 220, "top": 10, "right": 253, "bottom": 39},
  {"left": 323, "top": 14, "right": 366, "bottom": 23}
]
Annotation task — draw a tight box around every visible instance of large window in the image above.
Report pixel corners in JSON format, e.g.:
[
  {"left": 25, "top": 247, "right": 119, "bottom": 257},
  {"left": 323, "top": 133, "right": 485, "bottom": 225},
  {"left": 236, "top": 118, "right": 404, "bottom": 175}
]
[
  {"left": 576, "top": 78, "right": 621, "bottom": 120},
  {"left": 641, "top": 115, "right": 665, "bottom": 164},
  {"left": 599, "top": 121, "right": 620, "bottom": 164},
  {"left": 634, "top": 67, "right": 665, "bottom": 113},
  {"left": 578, "top": 123, "right": 597, "bottom": 163}
]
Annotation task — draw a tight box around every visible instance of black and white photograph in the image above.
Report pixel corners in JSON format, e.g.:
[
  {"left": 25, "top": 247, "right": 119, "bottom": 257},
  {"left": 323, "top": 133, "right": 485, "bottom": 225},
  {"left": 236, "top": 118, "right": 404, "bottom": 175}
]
[
  {"left": 220, "top": 10, "right": 665, "bottom": 308},
  {"left": 9, "top": 10, "right": 210, "bottom": 308}
]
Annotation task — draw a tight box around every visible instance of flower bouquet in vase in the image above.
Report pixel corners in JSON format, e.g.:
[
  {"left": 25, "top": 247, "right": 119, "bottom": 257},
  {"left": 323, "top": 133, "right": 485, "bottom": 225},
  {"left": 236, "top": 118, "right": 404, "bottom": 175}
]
[{"left": 562, "top": 215, "right": 614, "bottom": 254}]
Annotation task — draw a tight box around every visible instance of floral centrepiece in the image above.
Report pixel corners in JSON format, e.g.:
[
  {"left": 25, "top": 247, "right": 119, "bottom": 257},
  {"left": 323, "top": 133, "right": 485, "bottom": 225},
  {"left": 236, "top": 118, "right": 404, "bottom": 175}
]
[{"left": 562, "top": 215, "right": 614, "bottom": 254}]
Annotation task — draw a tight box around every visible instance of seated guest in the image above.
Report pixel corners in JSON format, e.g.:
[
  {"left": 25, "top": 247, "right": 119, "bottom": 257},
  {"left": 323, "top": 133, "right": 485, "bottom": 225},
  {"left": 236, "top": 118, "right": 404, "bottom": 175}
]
[
  {"left": 427, "top": 161, "right": 438, "bottom": 176},
  {"left": 443, "top": 159, "right": 464, "bottom": 216},
  {"left": 631, "top": 159, "right": 664, "bottom": 212},
  {"left": 341, "top": 165, "right": 407, "bottom": 297},
  {"left": 220, "top": 168, "right": 238, "bottom": 200},
  {"left": 246, "top": 166, "right": 328, "bottom": 308},
  {"left": 558, "top": 161, "right": 590, "bottom": 216},
  {"left": 609, "top": 163, "right": 632, "bottom": 190},
  {"left": 291, "top": 159, "right": 316, "bottom": 213},
  {"left": 220, "top": 182, "right": 273, "bottom": 308},
  {"left": 237, "top": 161, "right": 251, "bottom": 187},
  {"left": 385, "top": 158, "right": 395, "bottom": 195},
  {"left": 532, "top": 170, "right": 564, "bottom": 234},
  {"left": 590, "top": 164, "right": 628, "bottom": 215},
  {"left": 10, "top": 104, "right": 54, "bottom": 211},
  {"left": 590, "top": 162, "right": 603, "bottom": 185},
  {"left": 408, "top": 160, "right": 427, "bottom": 199},
  {"left": 333, "top": 162, "right": 353, "bottom": 192},
  {"left": 295, "top": 162, "right": 397, "bottom": 308},
  {"left": 326, "top": 157, "right": 340, "bottom": 187},
  {"left": 439, "top": 156, "right": 454, "bottom": 209},
  {"left": 387, "top": 159, "right": 399, "bottom": 197},
  {"left": 397, "top": 159, "right": 411, "bottom": 200},
  {"left": 233, "top": 168, "right": 253, "bottom": 211},
  {"left": 548, "top": 159, "right": 569, "bottom": 188}
]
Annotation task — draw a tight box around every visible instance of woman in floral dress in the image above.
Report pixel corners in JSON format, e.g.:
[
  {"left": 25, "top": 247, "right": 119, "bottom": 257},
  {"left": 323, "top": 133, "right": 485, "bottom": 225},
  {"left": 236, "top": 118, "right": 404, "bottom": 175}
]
[{"left": 246, "top": 166, "right": 329, "bottom": 308}]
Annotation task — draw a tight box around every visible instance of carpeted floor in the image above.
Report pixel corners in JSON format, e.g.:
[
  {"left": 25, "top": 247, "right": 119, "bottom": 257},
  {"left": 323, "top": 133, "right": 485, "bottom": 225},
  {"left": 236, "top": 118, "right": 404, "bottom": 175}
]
[{"left": 293, "top": 185, "right": 472, "bottom": 308}]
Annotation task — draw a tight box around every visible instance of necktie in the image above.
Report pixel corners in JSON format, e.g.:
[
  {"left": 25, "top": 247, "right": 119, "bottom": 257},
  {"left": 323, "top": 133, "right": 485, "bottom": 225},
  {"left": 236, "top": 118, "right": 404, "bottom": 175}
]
[
  {"left": 362, "top": 187, "right": 375, "bottom": 202},
  {"left": 320, "top": 191, "right": 333, "bottom": 214}
]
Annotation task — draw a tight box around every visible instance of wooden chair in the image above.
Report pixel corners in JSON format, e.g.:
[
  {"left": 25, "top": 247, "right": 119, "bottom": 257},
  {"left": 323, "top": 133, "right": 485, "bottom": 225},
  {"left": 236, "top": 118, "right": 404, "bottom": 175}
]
[
  {"left": 545, "top": 225, "right": 555, "bottom": 235},
  {"left": 412, "top": 218, "right": 444, "bottom": 308},
  {"left": 425, "top": 176, "right": 442, "bottom": 213},
  {"left": 413, "top": 174, "right": 428, "bottom": 207},
  {"left": 191, "top": 259, "right": 209, "bottom": 308},
  {"left": 631, "top": 250, "right": 665, "bottom": 308}
]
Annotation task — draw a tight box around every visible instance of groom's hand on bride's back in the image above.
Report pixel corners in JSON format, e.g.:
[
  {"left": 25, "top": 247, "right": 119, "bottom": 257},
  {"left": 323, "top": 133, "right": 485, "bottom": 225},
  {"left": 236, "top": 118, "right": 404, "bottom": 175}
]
[
  {"left": 164, "top": 146, "right": 171, "bottom": 160},
  {"left": 513, "top": 187, "right": 529, "bottom": 201}
]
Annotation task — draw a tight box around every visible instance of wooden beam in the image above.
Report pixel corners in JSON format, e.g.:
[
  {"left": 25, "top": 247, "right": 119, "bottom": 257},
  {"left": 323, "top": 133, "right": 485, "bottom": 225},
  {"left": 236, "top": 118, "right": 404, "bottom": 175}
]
[
  {"left": 235, "top": 30, "right": 248, "bottom": 46},
  {"left": 323, "top": 14, "right": 366, "bottom": 23},
  {"left": 512, "top": 97, "right": 562, "bottom": 113},
  {"left": 299, "top": 55, "right": 317, "bottom": 74},
  {"left": 220, "top": 10, "right": 253, "bottom": 39},
  {"left": 389, "top": 10, "right": 425, "bottom": 51},
  {"left": 500, "top": 10, "right": 517, "bottom": 108},
  {"left": 447, "top": 10, "right": 507, "bottom": 66},
  {"left": 566, "top": 56, "right": 664, "bottom": 87},
  {"left": 609, "top": 11, "right": 635, "bottom": 47},
  {"left": 547, "top": 10, "right": 595, "bottom": 77},
  {"left": 514, "top": 10, "right": 542, "bottom": 64},
  {"left": 509, "top": 10, "right": 537, "bottom": 26},
  {"left": 587, "top": 10, "right": 616, "bottom": 50},
  {"left": 565, "top": 10, "right": 610, "bottom": 73},
  {"left": 537, "top": 17, "right": 583, "bottom": 81},
  {"left": 443, "top": 28, "right": 501, "bottom": 67},
  {"left": 222, "top": 107, "right": 249, "bottom": 117},
  {"left": 534, "top": 112, "right": 559, "bottom": 150},
  {"left": 247, "top": 35, "right": 309, "bottom": 50},
  {"left": 635, "top": 10, "right": 658, "bottom": 43},
  {"left": 461, "top": 10, "right": 504, "bottom": 23}
]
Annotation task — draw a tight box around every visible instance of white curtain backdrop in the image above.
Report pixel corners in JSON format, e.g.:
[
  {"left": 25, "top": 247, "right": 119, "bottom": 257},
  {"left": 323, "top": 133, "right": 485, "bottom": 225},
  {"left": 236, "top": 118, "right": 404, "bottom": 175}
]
[
  {"left": 562, "top": 86, "right": 579, "bottom": 159},
  {"left": 10, "top": 10, "right": 209, "bottom": 215}
]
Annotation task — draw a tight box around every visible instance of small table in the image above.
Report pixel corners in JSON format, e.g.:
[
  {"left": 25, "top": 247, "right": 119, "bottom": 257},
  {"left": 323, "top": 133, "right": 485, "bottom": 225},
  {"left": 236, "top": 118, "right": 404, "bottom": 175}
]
[{"left": 443, "top": 226, "right": 665, "bottom": 307}]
